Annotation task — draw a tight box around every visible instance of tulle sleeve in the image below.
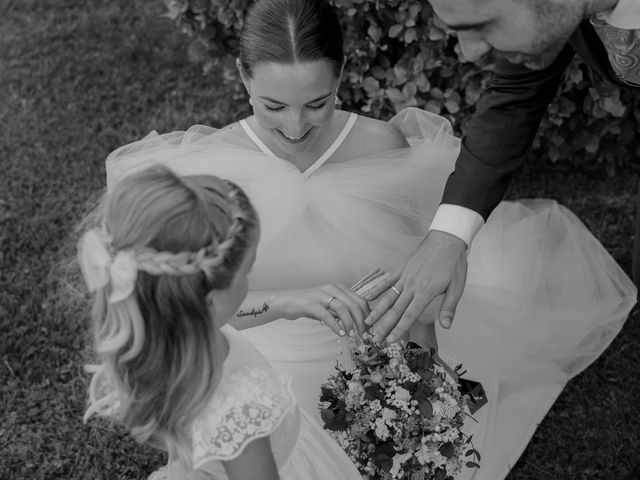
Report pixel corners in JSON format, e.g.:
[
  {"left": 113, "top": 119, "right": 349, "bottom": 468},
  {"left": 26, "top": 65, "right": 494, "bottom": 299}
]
[
  {"left": 105, "top": 127, "right": 220, "bottom": 189},
  {"left": 190, "top": 366, "right": 296, "bottom": 468}
]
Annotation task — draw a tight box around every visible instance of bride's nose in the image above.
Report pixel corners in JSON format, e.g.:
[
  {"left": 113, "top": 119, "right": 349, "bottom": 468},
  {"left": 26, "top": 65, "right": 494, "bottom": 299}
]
[{"left": 281, "top": 110, "right": 307, "bottom": 139}]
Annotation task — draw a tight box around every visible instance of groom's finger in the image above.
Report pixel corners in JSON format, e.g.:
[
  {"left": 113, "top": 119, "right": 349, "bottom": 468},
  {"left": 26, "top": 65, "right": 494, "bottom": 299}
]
[
  {"left": 363, "top": 273, "right": 402, "bottom": 327},
  {"left": 370, "top": 291, "right": 413, "bottom": 343},
  {"left": 362, "top": 271, "right": 401, "bottom": 303},
  {"left": 364, "top": 286, "right": 399, "bottom": 329},
  {"left": 437, "top": 264, "right": 467, "bottom": 329},
  {"left": 385, "top": 297, "right": 431, "bottom": 341}
]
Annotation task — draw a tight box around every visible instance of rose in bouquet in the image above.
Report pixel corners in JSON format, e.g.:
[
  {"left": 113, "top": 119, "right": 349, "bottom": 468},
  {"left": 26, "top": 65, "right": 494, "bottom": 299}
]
[{"left": 319, "top": 340, "right": 480, "bottom": 480}]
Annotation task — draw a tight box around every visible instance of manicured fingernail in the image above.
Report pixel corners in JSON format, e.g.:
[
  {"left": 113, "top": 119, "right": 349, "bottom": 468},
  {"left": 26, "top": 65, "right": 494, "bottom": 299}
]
[
  {"left": 349, "top": 329, "right": 354, "bottom": 337},
  {"left": 362, "top": 332, "right": 369, "bottom": 339},
  {"left": 365, "top": 318, "right": 372, "bottom": 325},
  {"left": 387, "top": 334, "right": 396, "bottom": 342},
  {"left": 339, "top": 329, "right": 345, "bottom": 336},
  {"left": 442, "top": 318, "right": 452, "bottom": 329}
]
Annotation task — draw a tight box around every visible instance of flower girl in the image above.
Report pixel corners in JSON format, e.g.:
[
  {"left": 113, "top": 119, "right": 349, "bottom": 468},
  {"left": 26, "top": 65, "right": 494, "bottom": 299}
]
[{"left": 79, "top": 165, "right": 361, "bottom": 479}]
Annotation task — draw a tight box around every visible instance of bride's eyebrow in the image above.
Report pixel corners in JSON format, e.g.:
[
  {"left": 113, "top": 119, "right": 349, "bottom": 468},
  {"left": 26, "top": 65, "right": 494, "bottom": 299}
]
[{"left": 259, "top": 93, "right": 332, "bottom": 105}]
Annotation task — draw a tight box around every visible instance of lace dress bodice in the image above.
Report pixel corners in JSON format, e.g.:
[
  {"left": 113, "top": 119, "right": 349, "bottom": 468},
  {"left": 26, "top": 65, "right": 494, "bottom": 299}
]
[{"left": 149, "top": 326, "right": 361, "bottom": 480}]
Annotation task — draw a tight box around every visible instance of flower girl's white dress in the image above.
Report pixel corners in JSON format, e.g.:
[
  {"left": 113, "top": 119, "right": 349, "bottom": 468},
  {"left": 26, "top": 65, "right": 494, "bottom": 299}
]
[
  {"left": 108, "top": 108, "right": 636, "bottom": 480},
  {"left": 148, "top": 325, "right": 362, "bottom": 480}
]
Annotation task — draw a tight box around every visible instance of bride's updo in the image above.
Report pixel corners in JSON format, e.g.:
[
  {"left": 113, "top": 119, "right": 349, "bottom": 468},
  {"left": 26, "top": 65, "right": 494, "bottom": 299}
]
[{"left": 239, "top": 0, "right": 344, "bottom": 78}]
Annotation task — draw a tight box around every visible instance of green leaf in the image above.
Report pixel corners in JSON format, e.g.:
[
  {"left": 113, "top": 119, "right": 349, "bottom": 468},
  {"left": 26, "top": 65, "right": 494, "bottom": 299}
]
[
  {"left": 320, "top": 386, "right": 335, "bottom": 402},
  {"left": 428, "top": 26, "right": 446, "bottom": 41},
  {"left": 473, "top": 449, "right": 481, "bottom": 461},
  {"left": 414, "top": 383, "right": 434, "bottom": 401},
  {"left": 371, "top": 65, "right": 386, "bottom": 79},
  {"left": 389, "top": 24, "right": 403, "bottom": 38},
  {"left": 601, "top": 96, "right": 626, "bottom": 118},
  {"left": 444, "top": 99, "right": 460, "bottom": 114},
  {"left": 434, "top": 468, "right": 447, "bottom": 480},
  {"left": 404, "top": 27, "right": 417, "bottom": 43},
  {"left": 362, "top": 76, "right": 380, "bottom": 93},
  {"left": 373, "top": 443, "right": 396, "bottom": 472},
  {"left": 320, "top": 408, "right": 348, "bottom": 431},
  {"left": 368, "top": 24, "right": 382, "bottom": 42},
  {"left": 402, "top": 81, "right": 417, "bottom": 98},
  {"left": 439, "top": 442, "right": 455, "bottom": 458},
  {"left": 418, "top": 399, "right": 433, "bottom": 417},
  {"left": 386, "top": 87, "right": 405, "bottom": 103}
]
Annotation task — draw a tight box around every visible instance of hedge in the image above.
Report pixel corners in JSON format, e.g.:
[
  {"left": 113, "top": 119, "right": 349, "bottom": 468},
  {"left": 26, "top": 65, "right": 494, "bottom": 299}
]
[{"left": 163, "top": 0, "right": 640, "bottom": 173}]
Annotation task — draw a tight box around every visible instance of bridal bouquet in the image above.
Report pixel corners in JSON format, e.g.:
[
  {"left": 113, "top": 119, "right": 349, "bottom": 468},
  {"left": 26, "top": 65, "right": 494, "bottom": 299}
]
[
  {"left": 320, "top": 340, "right": 479, "bottom": 480},
  {"left": 319, "top": 269, "right": 480, "bottom": 479}
]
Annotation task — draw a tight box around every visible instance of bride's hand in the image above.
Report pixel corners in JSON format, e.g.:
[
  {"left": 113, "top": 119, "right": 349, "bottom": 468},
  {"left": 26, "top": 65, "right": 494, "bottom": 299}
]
[{"left": 279, "top": 284, "right": 370, "bottom": 338}]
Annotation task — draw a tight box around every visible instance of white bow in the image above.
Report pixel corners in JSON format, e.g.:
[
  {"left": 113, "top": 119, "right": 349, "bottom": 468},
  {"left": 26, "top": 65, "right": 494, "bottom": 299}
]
[{"left": 79, "top": 229, "right": 137, "bottom": 303}]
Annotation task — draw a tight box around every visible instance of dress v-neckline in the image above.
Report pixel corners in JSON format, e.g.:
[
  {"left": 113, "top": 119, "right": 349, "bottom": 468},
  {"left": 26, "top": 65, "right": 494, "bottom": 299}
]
[{"left": 238, "top": 113, "right": 358, "bottom": 178}]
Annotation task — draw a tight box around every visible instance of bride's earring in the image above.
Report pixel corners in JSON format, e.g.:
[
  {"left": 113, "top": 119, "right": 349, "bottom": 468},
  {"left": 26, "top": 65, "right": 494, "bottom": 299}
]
[
  {"left": 334, "top": 91, "right": 342, "bottom": 107},
  {"left": 249, "top": 96, "right": 254, "bottom": 106}
]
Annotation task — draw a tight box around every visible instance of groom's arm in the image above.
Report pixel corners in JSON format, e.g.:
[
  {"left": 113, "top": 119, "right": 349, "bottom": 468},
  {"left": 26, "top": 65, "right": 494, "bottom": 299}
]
[
  {"left": 366, "top": 43, "right": 579, "bottom": 342},
  {"left": 431, "top": 43, "right": 577, "bottom": 244}
]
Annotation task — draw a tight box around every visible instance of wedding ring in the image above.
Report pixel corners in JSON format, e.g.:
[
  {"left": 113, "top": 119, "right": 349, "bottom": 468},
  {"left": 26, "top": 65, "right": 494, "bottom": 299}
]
[
  {"left": 325, "top": 295, "right": 337, "bottom": 310},
  {"left": 391, "top": 285, "right": 401, "bottom": 296}
]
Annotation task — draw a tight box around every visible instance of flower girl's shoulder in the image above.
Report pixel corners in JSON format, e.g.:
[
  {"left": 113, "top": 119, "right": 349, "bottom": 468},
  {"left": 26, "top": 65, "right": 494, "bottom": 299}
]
[{"left": 190, "top": 366, "right": 296, "bottom": 467}]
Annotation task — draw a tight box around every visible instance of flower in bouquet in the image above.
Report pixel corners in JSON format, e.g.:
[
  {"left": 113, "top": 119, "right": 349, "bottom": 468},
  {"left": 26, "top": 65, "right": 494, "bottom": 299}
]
[{"left": 320, "top": 340, "right": 480, "bottom": 480}]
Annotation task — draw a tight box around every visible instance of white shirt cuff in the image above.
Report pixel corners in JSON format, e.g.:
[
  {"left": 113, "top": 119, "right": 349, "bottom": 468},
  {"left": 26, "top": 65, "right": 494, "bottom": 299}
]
[{"left": 428, "top": 204, "right": 484, "bottom": 248}]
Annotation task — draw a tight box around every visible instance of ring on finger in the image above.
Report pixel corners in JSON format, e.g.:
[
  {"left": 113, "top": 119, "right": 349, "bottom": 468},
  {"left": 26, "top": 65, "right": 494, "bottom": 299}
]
[
  {"left": 391, "top": 285, "right": 401, "bottom": 296},
  {"left": 325, "top": 295, "right": 337, "bottom": 310}
]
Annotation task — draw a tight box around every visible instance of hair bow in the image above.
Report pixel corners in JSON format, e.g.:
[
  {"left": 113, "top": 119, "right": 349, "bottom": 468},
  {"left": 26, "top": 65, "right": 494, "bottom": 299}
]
[{"left": 78, "top": 229, "right": 137, "bottom": 303}]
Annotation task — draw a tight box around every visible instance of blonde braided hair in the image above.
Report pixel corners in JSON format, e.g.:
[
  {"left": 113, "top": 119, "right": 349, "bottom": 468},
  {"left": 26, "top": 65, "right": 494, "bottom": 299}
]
[
  {"left": 91, "top": 178, "right": 249, "bottom": 283},
  {"left": 82, "top": 165, "right": 259, "bottom": 468}
]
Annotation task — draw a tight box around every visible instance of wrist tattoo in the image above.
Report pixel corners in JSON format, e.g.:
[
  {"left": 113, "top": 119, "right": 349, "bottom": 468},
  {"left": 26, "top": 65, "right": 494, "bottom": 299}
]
[{"left": 236, "top": 302, "right": 270, "bottom": 318}]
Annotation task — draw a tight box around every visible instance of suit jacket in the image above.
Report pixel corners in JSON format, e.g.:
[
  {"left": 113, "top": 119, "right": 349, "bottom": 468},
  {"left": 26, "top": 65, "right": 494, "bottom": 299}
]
[{"left": 441, "top": 20, "right": 639, "bottom": 220}]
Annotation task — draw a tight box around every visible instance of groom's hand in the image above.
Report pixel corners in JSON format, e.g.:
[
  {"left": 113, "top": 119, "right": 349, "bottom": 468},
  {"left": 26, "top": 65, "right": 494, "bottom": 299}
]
[{"left": 364, "top": 230, "right": 468, "bottom": 342}]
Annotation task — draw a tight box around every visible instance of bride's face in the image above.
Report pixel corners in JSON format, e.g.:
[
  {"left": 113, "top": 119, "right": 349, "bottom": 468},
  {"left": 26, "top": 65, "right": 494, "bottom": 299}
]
[{"left": 241, "top": 59, "right": 341, "bottom": 155}]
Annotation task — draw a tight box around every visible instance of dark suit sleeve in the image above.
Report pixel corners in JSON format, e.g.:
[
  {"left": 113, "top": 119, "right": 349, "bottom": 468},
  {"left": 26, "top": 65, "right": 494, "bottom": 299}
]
[{"left": 441, "top": 44, "right": 576, "bottom": 220}]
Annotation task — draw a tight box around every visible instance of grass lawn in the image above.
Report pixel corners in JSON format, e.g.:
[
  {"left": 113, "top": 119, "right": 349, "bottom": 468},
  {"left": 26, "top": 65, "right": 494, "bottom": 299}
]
[{"left": 1, "top": 0, "right": 638, "bottom": 479}]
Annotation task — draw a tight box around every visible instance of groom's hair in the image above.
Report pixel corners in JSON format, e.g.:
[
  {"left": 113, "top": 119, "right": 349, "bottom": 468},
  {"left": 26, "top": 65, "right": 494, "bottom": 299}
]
[{"left": 239, "top": 0, "right": 344, "bottom": 78}]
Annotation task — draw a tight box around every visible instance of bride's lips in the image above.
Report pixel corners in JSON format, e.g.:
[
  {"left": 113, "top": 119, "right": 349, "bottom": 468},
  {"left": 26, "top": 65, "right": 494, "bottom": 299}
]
[{"left": 276, "top": 127, "right": 313, "bottom": 144}]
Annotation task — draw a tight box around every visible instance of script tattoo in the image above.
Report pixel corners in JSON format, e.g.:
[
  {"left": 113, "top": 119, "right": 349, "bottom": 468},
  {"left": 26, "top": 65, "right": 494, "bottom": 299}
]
[{"left": 236, "top": 302, "right": 270, "bottom": 318}]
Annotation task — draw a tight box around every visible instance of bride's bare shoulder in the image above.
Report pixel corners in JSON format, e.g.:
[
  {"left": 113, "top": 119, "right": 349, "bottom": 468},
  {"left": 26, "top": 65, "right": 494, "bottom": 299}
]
[{"left": 347, "top": 113, "right": 409, "bottom": 155}]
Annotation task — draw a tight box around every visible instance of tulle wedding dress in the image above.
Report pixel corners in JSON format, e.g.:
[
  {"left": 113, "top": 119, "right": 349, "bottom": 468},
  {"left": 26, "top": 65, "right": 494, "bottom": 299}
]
[{"left": 107, "top": 108, "right": 636, "bottom": 479}]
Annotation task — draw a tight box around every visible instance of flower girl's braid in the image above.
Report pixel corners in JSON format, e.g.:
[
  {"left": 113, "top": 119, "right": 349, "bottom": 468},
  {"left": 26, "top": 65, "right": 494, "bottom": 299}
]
[
  {"left": 133, "top": 181, "right": 246, "bottom": 280},
  {"left": 80, "top": 166, "right": 259, "bottom": 468}
]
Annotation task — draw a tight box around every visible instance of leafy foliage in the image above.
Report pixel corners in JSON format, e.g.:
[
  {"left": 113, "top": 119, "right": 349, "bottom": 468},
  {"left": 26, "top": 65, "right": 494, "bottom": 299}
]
[{"left": 164, "top": 0, "right": 640, "bottom": 173}]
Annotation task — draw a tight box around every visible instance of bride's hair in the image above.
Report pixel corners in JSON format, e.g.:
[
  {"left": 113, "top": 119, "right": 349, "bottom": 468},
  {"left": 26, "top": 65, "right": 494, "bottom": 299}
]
[
  {"left": 80, "top": 165, "right": 258, "bottom": 466},
  {"left": 239, "top": 0, "right": 343, "bottom": 78}
]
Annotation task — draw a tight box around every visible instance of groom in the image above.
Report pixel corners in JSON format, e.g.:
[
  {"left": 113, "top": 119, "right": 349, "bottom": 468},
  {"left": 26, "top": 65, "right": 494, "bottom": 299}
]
[{"left": 367, "top": 0, "right": 640, "bottom": 343}]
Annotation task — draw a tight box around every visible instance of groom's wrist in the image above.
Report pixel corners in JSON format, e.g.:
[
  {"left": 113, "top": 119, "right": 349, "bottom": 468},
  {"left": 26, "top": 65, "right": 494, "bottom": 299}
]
[{"left": 428, "top": 204, "right": 484, "bottom": 247}]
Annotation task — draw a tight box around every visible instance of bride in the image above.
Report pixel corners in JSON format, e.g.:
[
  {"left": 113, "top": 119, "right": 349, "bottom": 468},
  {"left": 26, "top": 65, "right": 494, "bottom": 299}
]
[{"left": 106, "top": 0, "right": 636, "bottom": 478}]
